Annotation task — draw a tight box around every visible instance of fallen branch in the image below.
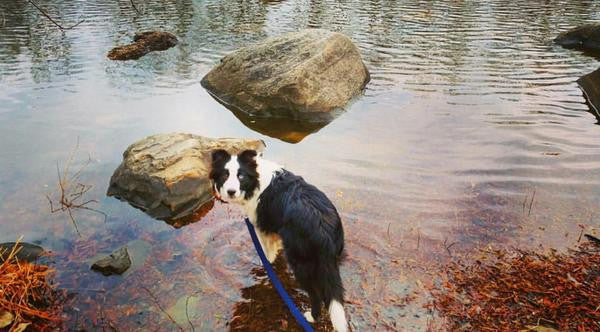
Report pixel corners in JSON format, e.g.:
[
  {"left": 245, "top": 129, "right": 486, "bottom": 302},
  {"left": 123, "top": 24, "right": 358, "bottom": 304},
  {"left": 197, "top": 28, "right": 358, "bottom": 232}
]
[{"left": 27, "top": 0, "right": 85, "bottom": 31}]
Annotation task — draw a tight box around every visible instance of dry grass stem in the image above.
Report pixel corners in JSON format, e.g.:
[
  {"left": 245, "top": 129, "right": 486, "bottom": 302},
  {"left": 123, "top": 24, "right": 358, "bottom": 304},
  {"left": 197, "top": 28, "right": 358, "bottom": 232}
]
[{"left": 0, "top": 240, "right": 62, "bottom": 330}]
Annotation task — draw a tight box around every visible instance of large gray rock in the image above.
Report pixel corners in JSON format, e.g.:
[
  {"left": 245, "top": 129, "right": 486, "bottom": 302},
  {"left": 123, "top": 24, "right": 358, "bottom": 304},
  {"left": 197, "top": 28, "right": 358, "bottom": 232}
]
[
  {"left": 577, "top": 67, "right": 600, "bottom": 119},
  {"left": 201, "top": 29, "right": 370, "bottom": 119},
  {"left": 107, "top": 133, "right": 265, "bottom": 221},
  {"left": 554, "top": 24, "right": 600, "bottom": 53}
]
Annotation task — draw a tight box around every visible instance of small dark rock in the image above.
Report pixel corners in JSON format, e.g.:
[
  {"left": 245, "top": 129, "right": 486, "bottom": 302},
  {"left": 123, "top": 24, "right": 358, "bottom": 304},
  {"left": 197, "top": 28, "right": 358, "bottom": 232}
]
[
  {"left": 554, "top": 24, "right": 600, "bottom": 53},
  {"left": 0, "top": 242, "right": 44, "bottom": 263},
  {"left": 107, "top": 31, "right": 178, "bottom": 61},
  {"left": 91, "top": 246, "right": 131, "bottom": 276}
]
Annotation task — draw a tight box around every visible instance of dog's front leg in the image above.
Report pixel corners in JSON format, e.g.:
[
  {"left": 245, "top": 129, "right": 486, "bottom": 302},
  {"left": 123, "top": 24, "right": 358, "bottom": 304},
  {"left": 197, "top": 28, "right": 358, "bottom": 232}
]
[
  {"left": 246, "top": 207, "right": 280, "bottom": 263},
  {"left": 256, "top": 230, "right": 279, "bottom": 263}
]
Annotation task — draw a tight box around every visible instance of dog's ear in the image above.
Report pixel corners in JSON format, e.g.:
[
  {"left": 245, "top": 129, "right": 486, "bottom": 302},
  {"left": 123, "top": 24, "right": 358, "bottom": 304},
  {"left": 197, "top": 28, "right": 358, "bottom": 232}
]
[
  {"left": 238, "top": 149, "right": 257, "bottom": 166},
  {"left": 211, "top": 149, "right": 230, "bottom": 165},
  {"left": 210, "top": 149, "right": 230, "bottom": 181}
]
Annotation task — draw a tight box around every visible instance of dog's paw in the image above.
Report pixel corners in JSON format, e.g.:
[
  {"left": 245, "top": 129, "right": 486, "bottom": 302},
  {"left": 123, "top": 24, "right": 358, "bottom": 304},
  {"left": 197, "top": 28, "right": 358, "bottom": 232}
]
[{"left": 304, "top": 311, "right": 315, "bottom": 323}]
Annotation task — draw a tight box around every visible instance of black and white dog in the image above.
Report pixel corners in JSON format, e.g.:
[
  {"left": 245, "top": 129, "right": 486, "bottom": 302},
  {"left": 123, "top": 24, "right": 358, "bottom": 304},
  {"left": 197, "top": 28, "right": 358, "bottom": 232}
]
[{"left": 210, "top": 149, "right": 348, "bottom": 332}]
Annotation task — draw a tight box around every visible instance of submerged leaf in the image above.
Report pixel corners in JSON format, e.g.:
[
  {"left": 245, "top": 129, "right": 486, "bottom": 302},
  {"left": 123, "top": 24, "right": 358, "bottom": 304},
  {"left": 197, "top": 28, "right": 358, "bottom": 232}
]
[{"left": 0, "top": 311, "right": 14, "bottom": 328}]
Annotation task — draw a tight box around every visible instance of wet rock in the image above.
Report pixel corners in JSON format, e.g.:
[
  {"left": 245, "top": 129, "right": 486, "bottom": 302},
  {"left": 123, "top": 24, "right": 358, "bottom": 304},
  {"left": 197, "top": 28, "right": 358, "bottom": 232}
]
[
  {"left": 577, "top": 67, "right": 600, "bottom": 119},
  {"left": 107, "top": 31, "right": 178, "bottom": 61},
  {"left": 91, "top": 246, "right": 131, "bottom": 276},
  {"left": 201, "top": 29, "right": 370, "bottom": 119},
  {"left": 554, "top": 24, "right": 600, "bottom": 53},
  {"left": 0, "top": 242, "right": 44, "bottom": 263},
  {"left": 107, "top": 133, "right": 265, "bottom": 221}
]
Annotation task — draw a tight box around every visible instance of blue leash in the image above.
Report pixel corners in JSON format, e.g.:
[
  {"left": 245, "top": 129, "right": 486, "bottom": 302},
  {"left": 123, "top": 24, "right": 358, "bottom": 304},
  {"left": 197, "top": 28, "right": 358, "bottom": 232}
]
[{"left": 244, "top": 218, "right": 315, "bottom": 332}]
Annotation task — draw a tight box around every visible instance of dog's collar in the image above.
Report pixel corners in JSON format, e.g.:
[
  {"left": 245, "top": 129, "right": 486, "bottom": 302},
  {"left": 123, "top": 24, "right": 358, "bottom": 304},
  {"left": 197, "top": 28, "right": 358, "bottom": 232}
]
[{"left": 213, "top": 185, "right": 228, "bottom": 204}]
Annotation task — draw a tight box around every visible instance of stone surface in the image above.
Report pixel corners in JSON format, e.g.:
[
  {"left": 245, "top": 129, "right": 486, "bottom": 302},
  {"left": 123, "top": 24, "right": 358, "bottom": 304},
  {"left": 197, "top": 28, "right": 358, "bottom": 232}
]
[
  {"left": 91, "top": 246, "right": 131, "bottom": 276},
  {"left": 577, "top": 67, "right": 600, "bottom": 120},
  {"left": 554, "top": 24, "right": 600, "bottom": 53},
  {"left": 0, "top": 242, "right": 44, "bottom": 263},
  {"left": 107, "top": 31, "right": 178, "bottom": 61},
  {"left": 107, "top": 133, "right": 265, "bottom": 221},
  {"left": 201, "top": 29, "right": 370, "bottom": 119}
]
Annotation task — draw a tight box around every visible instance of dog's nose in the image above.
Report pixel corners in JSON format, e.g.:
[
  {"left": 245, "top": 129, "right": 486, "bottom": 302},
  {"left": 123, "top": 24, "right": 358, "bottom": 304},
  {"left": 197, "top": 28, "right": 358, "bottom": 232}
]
[{"left": 227, "top": 189, "right": 236, "bottom": 197}]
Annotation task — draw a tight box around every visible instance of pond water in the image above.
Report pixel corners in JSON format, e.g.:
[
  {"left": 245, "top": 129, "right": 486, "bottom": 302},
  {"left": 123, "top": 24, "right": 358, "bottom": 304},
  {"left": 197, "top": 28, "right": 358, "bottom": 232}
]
[{"left": 1, "top": 0, "right": 600, "bottom": 330}]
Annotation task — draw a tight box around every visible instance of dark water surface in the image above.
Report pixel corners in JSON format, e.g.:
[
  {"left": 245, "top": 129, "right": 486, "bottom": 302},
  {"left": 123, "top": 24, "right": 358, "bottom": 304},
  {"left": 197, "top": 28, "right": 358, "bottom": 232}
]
[{"left": 1, "top": 0, "right": 600, "bottom": 330}]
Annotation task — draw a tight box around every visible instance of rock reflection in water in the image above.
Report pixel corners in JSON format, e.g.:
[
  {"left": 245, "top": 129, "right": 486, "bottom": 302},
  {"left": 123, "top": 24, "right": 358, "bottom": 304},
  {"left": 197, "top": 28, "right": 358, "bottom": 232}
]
[
  {"left": 163, "top": 199, "right": 215, "bottom": 228},
  {"left": 226, "top": 105, "right": 336, "bottom": 143}
]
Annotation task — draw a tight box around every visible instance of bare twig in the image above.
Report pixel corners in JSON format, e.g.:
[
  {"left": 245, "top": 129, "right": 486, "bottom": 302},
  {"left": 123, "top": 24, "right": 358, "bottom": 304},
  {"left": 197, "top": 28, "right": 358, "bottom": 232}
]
[
  {"left": 386, "top": 223, "right": 391, "bottom": 243},
  {"left": 417, "top": 229, "right": 421, "bottom": 250},
  {"left": 27, "top": 0, "right": 85, "bottom": 31},
  {"left": 141, "top": 286, "right": 185, "bottom": 332},
  {"left": 443, "top": 238, "right": 458, "bottom": 256},
  {"left": 577, "top": 224, "right": 585, "bottom": 243},
  {"left": 528, "top": 188, "right": 536, "bottom": 217},
  {"left": 46, "top": 139, "right": 107, "bottom": 236},
  {"left": 185, "top": 295, "right": 195, "bottom": 332},
  {"left": 130, "top": 0, "right": 142, "bottom": 14}
]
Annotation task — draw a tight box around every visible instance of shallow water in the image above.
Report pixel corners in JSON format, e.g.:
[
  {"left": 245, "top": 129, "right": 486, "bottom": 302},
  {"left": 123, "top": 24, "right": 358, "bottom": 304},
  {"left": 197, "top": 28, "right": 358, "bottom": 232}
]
[{"left": 1, "top": 0, "right": 600, "bottom": 330}]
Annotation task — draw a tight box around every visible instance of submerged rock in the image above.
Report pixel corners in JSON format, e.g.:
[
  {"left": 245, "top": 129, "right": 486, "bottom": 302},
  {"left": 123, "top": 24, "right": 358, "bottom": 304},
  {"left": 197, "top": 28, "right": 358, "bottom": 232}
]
[
  {"left": 201, "top": 29, "right": 370, "bottom": 119},
  {"left": 107, "top": 133, "right": 265, "bottom": 221},
  {"left": 91, "top": 246, "right": 131, "bottom": 276},
  {"left": 554, "top": 24, "right": 600, "bottom": 53},
  {"left": 107, "top": 31, "right": 178, "bottom": 61},
  {"left": 577, "top": 67, "right": 600, "bottom": 120},
  {"left": 0, "top": 242, "right": 44, "bottom": 263}
]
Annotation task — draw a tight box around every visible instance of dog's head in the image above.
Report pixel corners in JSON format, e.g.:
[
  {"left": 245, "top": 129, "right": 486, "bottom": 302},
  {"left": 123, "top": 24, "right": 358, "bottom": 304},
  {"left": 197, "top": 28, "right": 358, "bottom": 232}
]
[{"left": 210, "top": 149, "right": 259, "bottom": 204}]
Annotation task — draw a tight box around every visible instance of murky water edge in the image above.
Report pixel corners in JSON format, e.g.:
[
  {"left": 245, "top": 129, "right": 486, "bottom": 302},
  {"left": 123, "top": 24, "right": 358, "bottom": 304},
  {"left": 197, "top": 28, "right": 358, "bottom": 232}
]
[{"left": 1, "top": 0, "right": 600, "bottom": 330}]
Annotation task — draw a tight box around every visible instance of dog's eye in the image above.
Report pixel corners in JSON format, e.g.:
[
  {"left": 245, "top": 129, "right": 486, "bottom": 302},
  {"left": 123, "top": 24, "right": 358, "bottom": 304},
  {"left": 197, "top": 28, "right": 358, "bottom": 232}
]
[{"left": 238, "top": 174, "right": 244, "bottom": 180}]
